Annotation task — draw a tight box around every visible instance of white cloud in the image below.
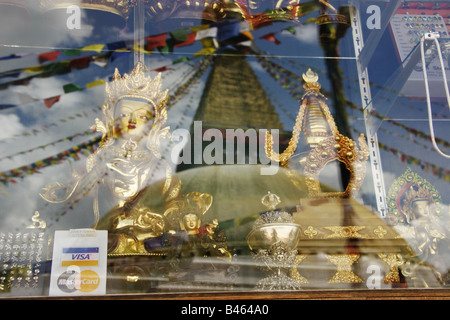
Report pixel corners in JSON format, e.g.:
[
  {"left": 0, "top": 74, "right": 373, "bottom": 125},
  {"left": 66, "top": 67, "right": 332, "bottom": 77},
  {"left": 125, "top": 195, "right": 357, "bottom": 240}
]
[
  {"left": 288, "top": 24, "right": 319, "bottom": 44},
  {"left": 26, "top": 77, "right": 65, "bottom": 99},
  {"left": 0, "top": 0, "right": 93, "bottom": 54},
  {"left": 0, "top": 113, "right": 25, "bottom": 140}
]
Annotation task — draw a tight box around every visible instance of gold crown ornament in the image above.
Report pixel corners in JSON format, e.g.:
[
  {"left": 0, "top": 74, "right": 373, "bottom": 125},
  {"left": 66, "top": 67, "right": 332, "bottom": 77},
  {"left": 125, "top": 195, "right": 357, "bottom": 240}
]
[
  {"left": 40, "top": 63, "right": 171, "bottom": 230},
  {"left": 219, "top": 0, "right": 249, "bottom": 20},
  {"left": 265, "top": 69, "right": 338, "bottom": 166},
  {"left": 40, "top": 0, "right": 131, "bottom": 20},
  {"left": 105, "top": 62, "right": 168, "bottom": 109},
  {"left": 302, "top": 68, "right": 321, "bottom": 93},
  {"left": 400, "top": 185, "right": 435, "bottom": 223},
  {"left": 145, "top": 0, "right": 227, "bottom": 24},
  {"left": 386, "top": 168, "right": 442, "bottom": 225},
  {"left": 94, "top": 62, "right": 169, "bottom": 144},
  {"left": 315, "top": 0, "right": 348, "bottom": 25},
  {"left": 404, "top": 185, "right": 434, "bottom": 205},
  {"left": 265, "top": 69, "right": 369, "bottom": 198}
]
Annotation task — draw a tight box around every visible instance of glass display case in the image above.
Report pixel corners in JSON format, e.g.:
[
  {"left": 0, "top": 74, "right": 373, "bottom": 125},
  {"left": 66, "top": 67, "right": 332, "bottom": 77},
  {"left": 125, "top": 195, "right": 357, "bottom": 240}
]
[{"left": 0, "top": 0, "right": 448, "bottom": 300}]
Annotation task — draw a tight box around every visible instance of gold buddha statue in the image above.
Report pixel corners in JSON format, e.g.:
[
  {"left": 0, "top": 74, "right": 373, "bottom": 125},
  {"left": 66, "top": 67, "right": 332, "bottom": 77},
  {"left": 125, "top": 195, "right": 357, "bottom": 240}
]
[
  {"left": 387, "top": 169, "right": 449, "bottom": 286},
  {"left": 91, "top": 62, "right": 185, "bottom": 255},
  {"left": 40, "top": 62, "right": 230, "bottom": 262},
  {"left": 163, "top": 192, "right": 232, "bottom": 260},
  {"left": 40, "top": 63, "right": 181, "bottom": 252},
  {"left": 401, "top": 185, "right": 447, "bottom": 259},
  {"left": 92, "top": 62, "right": 174, "bottom": 207}
]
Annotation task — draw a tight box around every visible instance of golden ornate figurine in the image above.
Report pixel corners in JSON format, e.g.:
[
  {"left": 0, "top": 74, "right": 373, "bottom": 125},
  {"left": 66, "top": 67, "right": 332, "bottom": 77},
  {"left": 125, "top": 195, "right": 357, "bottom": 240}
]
[
  {"left": 40, "top": 62, "right": 231, "bottom": 266},
  {"left": 91, "top": 62, "right": 182, "bottom": 255},
  {"left": 326, "top": 254, "right": 363, "bottom": 284},
  {"left": 145, "top": 0, "right": 227, "bottom": 23},
  {"left": 387, "top": 168, "right": 449, "bottom": 286},
  {"left": 247, "top": 192, "right": 302, "bottom": 290},
  {"left": 163, "top": 192, "right": 232, "bottom": 260},
  {"left": 401, "top": 185, "right": 447, "bottom": 255},
  {"left": 27, "top": 211, "right": 47, "bottom": 230},
  {"left": 316, "top": 0, "right": 348, "bottom": 25},
  {"left": 265, "top": 69, "right": 369, "bottom": 198},
  {"left": 91, "top": 62, "right": 174, "bottom": 204},
  {"left": 40, "top": 62, "right": 180, "bottom": 234}
]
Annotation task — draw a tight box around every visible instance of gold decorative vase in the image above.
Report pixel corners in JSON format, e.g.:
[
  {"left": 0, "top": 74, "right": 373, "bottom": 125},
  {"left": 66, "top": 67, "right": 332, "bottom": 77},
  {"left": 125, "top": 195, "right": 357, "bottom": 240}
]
[{"left": 247, "top": 193, "right": 302, "bottom": 290}]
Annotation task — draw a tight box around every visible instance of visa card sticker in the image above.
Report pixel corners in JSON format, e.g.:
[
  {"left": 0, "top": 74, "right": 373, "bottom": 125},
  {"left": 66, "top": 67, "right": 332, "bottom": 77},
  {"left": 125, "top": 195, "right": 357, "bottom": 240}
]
[
  {"left": 49, "top": 230, "right": 107, "bottom": 296},
  {"left": 61, "top": 247, "right": 99, "bottom": 267}
]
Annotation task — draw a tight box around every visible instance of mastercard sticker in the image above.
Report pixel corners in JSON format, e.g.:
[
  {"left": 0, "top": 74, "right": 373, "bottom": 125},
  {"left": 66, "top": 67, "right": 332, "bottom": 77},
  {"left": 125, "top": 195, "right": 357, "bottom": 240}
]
[{"left": 49, "top": 229, "right": 107, "bottom": 296}]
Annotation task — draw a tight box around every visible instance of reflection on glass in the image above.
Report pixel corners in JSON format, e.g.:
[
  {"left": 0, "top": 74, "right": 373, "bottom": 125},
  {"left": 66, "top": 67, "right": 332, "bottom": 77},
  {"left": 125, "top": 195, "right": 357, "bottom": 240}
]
[
  {"left": 0, "top": 0, "right": 448, "bottom": 298},
  {"left": 387, "top": 168, "right": 449, "bottom": 287}
]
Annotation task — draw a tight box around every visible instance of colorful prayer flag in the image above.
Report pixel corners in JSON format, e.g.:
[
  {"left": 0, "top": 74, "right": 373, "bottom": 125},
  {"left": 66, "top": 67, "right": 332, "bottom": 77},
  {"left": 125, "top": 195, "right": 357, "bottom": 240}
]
[
  {"left": 173, "top": 57, "right": 190, "bottom": 64},
  {"left": 132, "top": 44, "right": 153, "bottom": 55},
  {"left": 283, "top": 26, "right": 297, "bottom": 35},
  {"left": 1, "top": 71, "right": 21, "bottom": 78},
  {"left": 63, "top": 49, "right": 82, "bottom": 56},
  {"left": 174, "top": 32, "right": 196, "bottom": 48},
  {"left": 111, "top": 50, "right": 130, "bottom": 62},
  {"left": 63, "top": 83, "right": 83, "bottom": 94},
  {"left": 38, "top": 51, "right": 61, "bottom": 64},
  {"left": 81, "top": 44, "right": 105, "bottom": 53},
  {"left": 190, "top": 24, "right": 210, "bottom": 33},
  {"left": 153, "top": 66, "right": 171, "bottom": 72},
  {"left": 86, "top": 79, "right": 106, "bottom": 88},
  {"left": 107, "top": 41, "right": 127, "bottom": 51},
  {"left": 194, "top": 47, "right": 217, "bottom": 57},
  {"left": 23, "top": 65, "right": 46, "bottom": 73},
  {"left": 240, "top": 31, "right": 254, "bottom": 40},
  {"left": 0, "top": 104, "right": 15, "bottom": 110},
  {"left": 0, "top": 54, "right": 22, "bottom": 61},
  {"left": 44, "top": 96, "right": 61, "bottom": 108},
  {"left": 158, "top": 42, "right": 174, "bottom": 53},
  {"left": 170, "top": 29, "right": 189, "bottom": 42},
  {"left": 260, "top": 33, "right": 281, "bottom": 45},
  {"left": 68, "top": 56, "right": 91, "bottom": 70},
  {"left": 146, "top": 33, "right": 168, "bottom": 50},
  {"left": 217, "top": 22, "right": 240, "bottom": 41},
  {"left": 195, "top": 27, "right": 218, "bottom": 40},
  {"left": 92, "top": 53, "right": 111, "bottom": 68}
]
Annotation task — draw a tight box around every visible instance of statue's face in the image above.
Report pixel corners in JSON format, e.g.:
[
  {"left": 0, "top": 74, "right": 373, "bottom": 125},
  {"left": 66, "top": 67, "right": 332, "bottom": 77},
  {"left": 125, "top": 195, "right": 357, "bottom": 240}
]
[
  {"left": 412, "top": 199, "right": 430, "bottom": 219},
  {"left": 114, "top": 99, "right": 154, "bottom": 139},
  {"left": 183, "top": 213, "right": 199, "bottom": 231}
]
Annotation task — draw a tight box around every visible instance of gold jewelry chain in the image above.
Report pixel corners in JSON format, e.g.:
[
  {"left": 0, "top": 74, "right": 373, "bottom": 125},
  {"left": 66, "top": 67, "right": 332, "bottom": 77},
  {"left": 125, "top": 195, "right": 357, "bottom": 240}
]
[{"left": 265, "top": 100, "right": 306, "bottom": 166}]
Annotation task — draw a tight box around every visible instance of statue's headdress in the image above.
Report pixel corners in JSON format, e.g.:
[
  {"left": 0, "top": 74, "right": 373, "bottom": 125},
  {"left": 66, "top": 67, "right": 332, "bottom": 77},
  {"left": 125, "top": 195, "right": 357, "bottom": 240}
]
[
  {"left": 105, "top": 62, "right": 168, "bottom": 110},
  {"left": 93, "top": 62, "right": 169, "bottom": 144},
  {"left": 402, "top": 185, "right": 434, "bottom": 222}
]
